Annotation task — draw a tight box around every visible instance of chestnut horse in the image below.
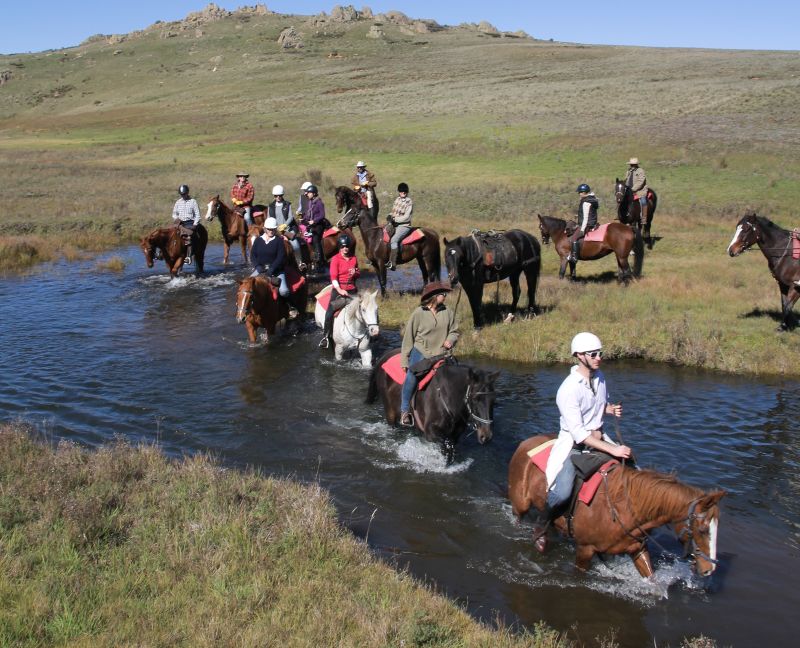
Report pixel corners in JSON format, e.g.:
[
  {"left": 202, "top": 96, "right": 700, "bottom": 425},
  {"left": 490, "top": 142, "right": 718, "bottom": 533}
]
[
  {"left": 614, "top": 179, "right": 658, "bottom": 249},
  {"left": 140, "top": 225, "right": 208, "bottom": 277},
  {"left": 509, "top": 435, "right": 726, "bottom": 578},
  {"left": 727, "top": 211, "right": 800, "bottom": 331},
  {"left": 205, "top": 195, "right": 267, "bottom": 264},
  {"left": 537, "top": 214, "right": 643, "bottom": 282},
  {"left": 235, "top": 272, "right": 308, "bottom": 343},
  {"left": 366, "top": 348, "right": 499, "bottom": 463},
  {"left": 336, "top": 186, "right": 441, "bottom": 295}
]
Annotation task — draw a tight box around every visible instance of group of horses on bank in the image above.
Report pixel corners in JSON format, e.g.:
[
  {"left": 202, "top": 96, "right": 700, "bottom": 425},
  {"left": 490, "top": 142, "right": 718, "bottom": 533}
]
[{"left": 137, "top": 182, "right": 730, "bottom": 581}]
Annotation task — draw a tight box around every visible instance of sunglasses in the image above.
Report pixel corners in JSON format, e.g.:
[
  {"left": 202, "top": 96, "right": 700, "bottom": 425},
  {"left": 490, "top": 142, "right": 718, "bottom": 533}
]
[{"left": 584, "top": 350, "right": 603, "bottom": 359}]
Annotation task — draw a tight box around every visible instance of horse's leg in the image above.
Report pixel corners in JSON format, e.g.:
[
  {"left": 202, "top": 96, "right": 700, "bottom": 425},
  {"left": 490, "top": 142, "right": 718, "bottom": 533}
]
[
  {"left": 246, "top": 321, "right": 258, "bottom": 344},
  {"left": 223, "top": 240, "right": 230, "bottom": 265},
  {"left": 240, "top": 236, "right": 247, "bottom": 264},
  {"left": 630, "top": 546, "right": 655, "bottom": 578},
  {"left": 575, "top": 544, "right": 596, "bottom": 572},
  {"left": 779, "top": 286, "right": 799, "bottom": 331},
  {"left": 523, "top": 266, "right": 539, "bottom": 315},
  {"left": 417, "top": 254, "right": 428, "bottom": 283},
  {"left": 466, "top": 284, "right": 485, "bottom": 328},
  {"left": 376, "top": 260, "right": 387, "bottom": 296},
  {"left": 558, "top": 256, "right": 568, "bottom": 280},
  {"left": 509, "top": 272, "right": 521, "bottom": 312},
  {"left": 616, "top": 250, "right": 632, "bottom": 283},
  {"left": 334, "top": 342, "right": 344, "bottom": 361}
]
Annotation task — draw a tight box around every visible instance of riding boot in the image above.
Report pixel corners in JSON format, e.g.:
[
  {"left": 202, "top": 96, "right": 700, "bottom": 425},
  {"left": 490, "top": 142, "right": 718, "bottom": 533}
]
[
  {"left": 569, "top": 239, "right": 579, "bottom": 264},
  {"left": 293, "top": 248, "right": 306, "bottom": 272},
  {"left": 319, "top": 308, "right": 334, "bottom": 348},
  {"left": 388, "top": 247, "right": 398, "bottom": 271},
  {"left": 184, "top": 244, "right": 193, "bottom": 265},
  {"left": 531, "top": 505, "right": 554, "bottom": 554}
]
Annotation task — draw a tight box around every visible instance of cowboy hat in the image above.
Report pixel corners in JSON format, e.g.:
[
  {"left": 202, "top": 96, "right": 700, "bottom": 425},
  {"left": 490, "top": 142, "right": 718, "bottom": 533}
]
[
  {"left": 236, "top": 172, "right": 250, "bottom": 178},
  {"left": 420, "top": 280, "right": 452, "bottom": 302},
  {"left": 628, "top": 157, "right": 639, "bottom": 165}
]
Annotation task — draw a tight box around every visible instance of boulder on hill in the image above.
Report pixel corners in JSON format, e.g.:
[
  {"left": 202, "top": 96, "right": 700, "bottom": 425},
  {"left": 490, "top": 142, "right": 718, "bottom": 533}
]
[
  {"left": 330, "top": 5, "right": 359, "bottom": 22},
  {"left": 0, "top": 70, "right": 13, "bottom": 86},
  {"left": 278, "top": 26, "right": 304, "bottom": 49},
  {"left": 366, "top": 26, "right": 385, "bottom": 39},
  {"left": 184, "top": 3, "right": 231, "bottom": 25},
  {"left": 236, "top": 4, "right": 272, "bottom": 16}
]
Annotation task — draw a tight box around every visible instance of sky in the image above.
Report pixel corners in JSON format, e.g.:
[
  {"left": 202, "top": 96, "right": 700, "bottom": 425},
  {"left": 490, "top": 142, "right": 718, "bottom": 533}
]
[{"left": 1, "top": 1, "right": 798, "bottom": 55}]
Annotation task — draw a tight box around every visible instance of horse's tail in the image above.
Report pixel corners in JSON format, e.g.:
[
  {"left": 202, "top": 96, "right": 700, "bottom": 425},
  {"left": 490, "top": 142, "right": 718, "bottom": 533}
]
[
  {"left": 650, "top": 190, "right": 658, "bottom": 216},
  {"left": 366, "top": 365, "right": 379, "bottom": 404},
  {"left": 632, "top": 227, "right": 644, "bottom": 277}
]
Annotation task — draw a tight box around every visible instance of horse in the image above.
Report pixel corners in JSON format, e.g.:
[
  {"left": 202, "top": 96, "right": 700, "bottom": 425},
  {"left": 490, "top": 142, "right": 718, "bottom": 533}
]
[
  {"left": 313, "top": 288, "right": 380, "bottom": 367},
  {"left": 235, "top": 272, "right": 308, "bottom": 344},
  {"left": 727, "top": 211, "right": 800, "bottom": 331},
  {"left": 614, "top": 179, "right": 658, "bottom": 249},
  {"left": 366, "top": 348, "right": 500, "bottom": 463},
  {"left": 508, "top": 435, "right": 726, "bottom": 578},
  {"left": 537, "top": 214, "right": 643, "bottom": 282},
  {"left": 443, "top": 229, "right": 541, "bottom": 328},
  {"left": 205, "top": 195, "right": 267, "bottom": 264},
  {"left": 140, "top": 225, "right": 208, "bottom": 277},
  {"left": 335, "top": 186, "right": 441, "bottom": 295}
]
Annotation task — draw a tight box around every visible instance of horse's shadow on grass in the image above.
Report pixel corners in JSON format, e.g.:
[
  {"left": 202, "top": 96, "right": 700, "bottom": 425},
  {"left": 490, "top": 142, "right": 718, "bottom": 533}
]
[
  {"left": 646, "top": 235, "right": 663, "bottom": 250},
  {"left": 740, "top": 307, "right": 797, "bottom": 329},
  {"left": 567, "top": 271, "right": 623, "bottom": 285},
  {"left": 471, "top": 302, "right": 555, "bottom": 325}
]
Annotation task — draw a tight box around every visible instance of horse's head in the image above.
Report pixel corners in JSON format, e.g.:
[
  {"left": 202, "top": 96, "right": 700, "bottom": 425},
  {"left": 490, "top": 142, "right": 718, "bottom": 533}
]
[
  {"left": 334, "top": 186, "right": 352, "bottom": 214},
  {"left": 443, "top": 237, "right": 469, "bottom": 286},
  {"left": 675, "top": 490, "right": 726, "bottom": 577},
  {"left": 466, "top": 368, "right": 500, "bottom": 444},
  {"left": 358, "top": 289, "right": 381, "bottom": 338},
  {"left": 205, "top": 195, "right": 221, "bottom": 222},
  {"left": 236, "top": 277, "right": 255, "bottom": 323},
  {"left": 537, "top": 214, "right": 552, "bottom": 245},
  {"left": 613, "top": 178, "right": 629, "bottom": 205},
  {"left": 727, "top": 211, "right": 761, "bottom": 257},
  {"left": 140, "top": 230, "right": 160, "bottom": 268}
]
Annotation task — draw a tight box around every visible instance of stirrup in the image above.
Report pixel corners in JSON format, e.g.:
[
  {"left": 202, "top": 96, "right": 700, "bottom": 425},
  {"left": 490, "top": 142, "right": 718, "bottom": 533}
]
[
  {"left": 288, "top": 307, "right": 299, "bottom": 320},
  {"left": 318, "top": 336, "right": 330, "bottom": 349},
  {"left": 184, "top": 256, "right": 192, "bottom": 265},
  {"left": 400, "top": 411, "right": 414, "bottom": 427}
]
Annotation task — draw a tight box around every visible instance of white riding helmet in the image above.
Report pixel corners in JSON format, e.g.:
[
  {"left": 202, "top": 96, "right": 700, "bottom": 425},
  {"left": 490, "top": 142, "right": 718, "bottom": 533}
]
[
  {"left": 300, "top": 181, "right": 312, "bottom": 191},
  {"left": 571, "top": 332, "right": 603, "bottom": 356},
  {"left": 272, "top": 185, "right": 284, "bottom": 196},
  {"left": 264, "top": 216, "right": 278, "bottom": 230}
]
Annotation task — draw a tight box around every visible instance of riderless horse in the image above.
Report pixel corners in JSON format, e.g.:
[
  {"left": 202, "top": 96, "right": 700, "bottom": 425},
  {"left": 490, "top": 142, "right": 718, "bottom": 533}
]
[
  {"left": 235, "top": 271, "right": 308, "bottom": 344},
  {"left": 140, "top": 225, "right": 208, "bottom": 277},
  {"left": 614, "top": 178, "right": 658, "bottom": 249},
  {"left": 205, "top": 195, "right": 266, "bottom": 264},
  {"left": 727, "top": 211, "right": 800, "bottom": 331},
  {"left": 538, "top": 214, "right": 643, "bottom": 282},
  {"left": 367, "top": 348, "right": 499, "bottom": 463},
  {"left": 336, "top": 186, "right": 441, "bottom": 295},
  {"left": 444, "top": 229, "right": 541, "bottom": 328},
  {"left": 314, "top": 287, "right": 380, "bottom": 367},
  {"left": 509, "top": 434, "right": 726, "bottom": 578}
]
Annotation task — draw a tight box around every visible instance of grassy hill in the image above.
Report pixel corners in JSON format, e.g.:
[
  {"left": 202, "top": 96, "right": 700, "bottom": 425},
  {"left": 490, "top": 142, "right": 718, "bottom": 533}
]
[{"left": 1, "top": 5, "right": 799, "bottom": 373}]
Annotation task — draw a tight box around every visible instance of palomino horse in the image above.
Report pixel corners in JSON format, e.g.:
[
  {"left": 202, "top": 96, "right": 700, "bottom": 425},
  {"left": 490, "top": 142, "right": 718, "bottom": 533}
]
[
  {"left": 205, "top": 195, "right": 266, "bottom": 264},
  {"left": 235, "top": 273, "right": 308, "bottom": 344},
  {"left": 140, "top": 225, "right": 208, "bottom": 277},
  {"left": 727, "top": 211, "right": 800, "bottom": 331},
  {"left": 614, "top": 179, "right": 658, "bottom": 249},
  {"left": 313, "top": 287, "right": 380, "bottom": 367},
  {"left": 444, "top": 229, "right": 541, "bottom": 328},
  {"left": 366, "top": 348, "right": 500, "bottom": 463},
  {"left": 508, "top": 435, "right": 726, "bottom": 578},
  {"left": 537, "top": 214, "right": 643, "bottom": 282},
  {"left": 336, "top": 186, "right": 441, "bottom": 295}
]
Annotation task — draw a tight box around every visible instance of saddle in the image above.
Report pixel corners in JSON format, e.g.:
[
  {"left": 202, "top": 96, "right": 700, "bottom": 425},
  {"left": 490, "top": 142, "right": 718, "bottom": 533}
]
[
  {"left": 315, "top": 285, "right": 348, "bottom": 318},
  {"left": 380, "top": 351, "right": 447, "bottom": 390},
  {"left": 259, "top": 267, "right": 306, "bottom": 300},
  {"left": 471, "top": 230, "right": 518, "bottom": 268},
  {"left": 382, "top": 227, "right": 424, "bottom": 245}
]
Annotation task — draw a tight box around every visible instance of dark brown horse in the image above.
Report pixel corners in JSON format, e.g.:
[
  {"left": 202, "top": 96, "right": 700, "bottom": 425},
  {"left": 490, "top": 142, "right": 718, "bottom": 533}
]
[
  {"left": 205, "top": 195, "right": 267, "bottom": 264},
  {"left": 444, "top": 230, "right": 541, "bottom": 328},
  {"left": 235, "top": 273, "right": 308, "bottom": 344},
  {"left": 140, "top": 225, "right": 208, "bottom": 277},
  {"left": 366, "top": 348, "right": 499, "bottom": 463},
  {"left": 727, "top": 211, "right": 800, "bottom": 331},
  {"left": 614, "top": 179, "right": 658, "bottom": 249},
  {"left": 537, "top": 214, "right": 643, "bottom": 282},
  {"left": 509, "top": 435, "right": 726, "bottom": 578},
  {"left": 336, "top": 186, "right": 441, "bottom": 295}
]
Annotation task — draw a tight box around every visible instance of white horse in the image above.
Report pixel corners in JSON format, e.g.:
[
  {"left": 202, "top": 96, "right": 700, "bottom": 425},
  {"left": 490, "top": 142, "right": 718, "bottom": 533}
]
[{"left": 314, "top": 287, "right": 380, "bottom": 367}]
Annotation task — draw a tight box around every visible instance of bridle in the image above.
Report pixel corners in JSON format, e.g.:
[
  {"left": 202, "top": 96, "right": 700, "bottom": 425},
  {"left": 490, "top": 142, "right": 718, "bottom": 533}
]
[
  {"left": 236, "top": 288, "right": 253, "bottom": 320},
  {"left": 438, "top": 379, "right": 494, "bottom": 428},
  {"left": 341, "top": 297, "right": 379, "bottom": 342},
  {"left": 677, "top": 497, "right": 719, "bottom": 567}
]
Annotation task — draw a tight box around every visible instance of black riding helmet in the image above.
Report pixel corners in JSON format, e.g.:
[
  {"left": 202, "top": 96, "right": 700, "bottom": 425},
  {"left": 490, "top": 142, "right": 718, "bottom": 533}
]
[
  {"left": 397, "top": 182, "right": 409, "bottom": 193},
  {"left": 337, "top": 233, "right": 354, "bottom": 249},
  {"left": 306, "top": 184, "right": 318, "bottom": 195},
  {"left": 178, "top": 184, "right": 190, "bottom": 196}
]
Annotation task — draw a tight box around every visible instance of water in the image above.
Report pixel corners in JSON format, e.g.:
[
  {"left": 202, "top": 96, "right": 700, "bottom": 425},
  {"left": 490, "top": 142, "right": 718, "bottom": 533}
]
[{"left": 2, "top": 244, "right": 799, "bottom": 647}]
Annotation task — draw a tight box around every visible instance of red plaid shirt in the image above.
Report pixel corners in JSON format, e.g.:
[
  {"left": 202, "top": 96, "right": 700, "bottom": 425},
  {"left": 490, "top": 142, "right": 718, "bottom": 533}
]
[{"left": 231, "top": 181, "right": 254, "bottom": 206}]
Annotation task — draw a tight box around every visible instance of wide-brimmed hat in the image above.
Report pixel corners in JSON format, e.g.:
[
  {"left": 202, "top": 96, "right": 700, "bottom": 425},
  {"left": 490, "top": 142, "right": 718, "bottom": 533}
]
[
  {"left": 236, "top": 172, "right": 249, "bottom": 178},
  {"left": 420, "top": 280, "right": 452, "bottom": 302},
  {"left": 355, "top": 160, "right": 366, "bottom": 168},
  {"left": 628, "top": 157, "right": 639, "bottom": 165}
]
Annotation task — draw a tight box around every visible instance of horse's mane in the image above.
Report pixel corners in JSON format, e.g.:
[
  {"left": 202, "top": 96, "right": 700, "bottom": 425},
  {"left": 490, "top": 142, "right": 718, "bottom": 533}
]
[
  {"left": 750, "top": 212, "right": 787, "bottom": 233},
  {"left": 608, "top": 467, "right": 704, "bottom": 519},
  {"left": 539, "top": 214, "right": 566, "bottom": 229}
]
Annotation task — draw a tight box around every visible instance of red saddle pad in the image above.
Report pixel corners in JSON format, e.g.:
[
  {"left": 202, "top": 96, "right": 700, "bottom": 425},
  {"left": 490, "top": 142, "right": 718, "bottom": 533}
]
[
  {"left": 527, "top": 441, "right": 618, "bottom": 505},
  {"left": 381, "top": 352, "right": 443, "bottom": 390},
  {"left": 323, "top": 226, "right": 341, "bottom": 239},
  {"left": 382, "top": 228, "right": 425, "bottom": 245}
]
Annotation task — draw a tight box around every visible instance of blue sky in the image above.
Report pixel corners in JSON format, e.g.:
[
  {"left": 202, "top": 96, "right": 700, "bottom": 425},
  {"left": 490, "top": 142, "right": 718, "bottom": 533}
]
[{"left": 1, "top": 1, "right": 798, "bottom": 54}]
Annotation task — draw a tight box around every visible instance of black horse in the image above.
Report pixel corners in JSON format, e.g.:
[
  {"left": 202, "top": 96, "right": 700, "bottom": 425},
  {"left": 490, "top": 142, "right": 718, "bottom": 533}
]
[
  {"left": 727, "top": 211, "right": 800, "bottom": 331},
  {"left": 366, "top": 348, "right": 500, "bottom": 464},
  {"left": 443, "top": 229, "right": 541, "bottom": 328},
  {"left": 614, "top": 178, "right": 658, "bottom": 249}
]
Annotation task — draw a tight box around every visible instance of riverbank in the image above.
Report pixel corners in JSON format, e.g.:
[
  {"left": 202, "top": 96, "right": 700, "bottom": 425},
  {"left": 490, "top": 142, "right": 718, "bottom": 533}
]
[{"left": 0, "top": 422, "right": 572, "bottom": 647}]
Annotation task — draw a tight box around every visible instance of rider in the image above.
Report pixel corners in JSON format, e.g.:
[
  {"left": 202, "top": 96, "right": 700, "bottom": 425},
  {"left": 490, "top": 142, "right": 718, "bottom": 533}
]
[
  {"left": 301, "top": 184, "right": 329, "bottom": 271},
  {"left": 533, "top": 332, "right": 630, "bottom": 553},
  {"left": 568, "top": 184, "right": 599, "bottom": 264},
  {"left": 387, "top": 182, "right": 413, "bottom": 271},
  {"left": 319, "top": 232, "right": 360, "bottom": 349},
  {"left": 624, "top": 157, "right": 649, "bottom": 225},
  {"left": 350, "top": 161, "right": 377, "bottom": 211},
  {"left": 399, "top": 280, "right": 460, "bottom": 427},
  {"left": 268, "top": 185, "right": 305, "bottom": 270},
  {"left": 172, "top": 184, "right": 201, "bottom": 264},
  {"left": 296, "top": 181, "right": 313, "bottom": 221},
  {"left": 250, "top": 216, "right": 291, "bottom": 299},
  {"left": 231, "top": 172, "right": 255, "bottom": 227}
]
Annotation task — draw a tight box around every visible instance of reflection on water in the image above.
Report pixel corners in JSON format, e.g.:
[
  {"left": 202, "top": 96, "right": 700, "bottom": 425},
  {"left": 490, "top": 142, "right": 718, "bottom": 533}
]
[{"left": 1, "top": 245, "right": 799, "bottom": 647}]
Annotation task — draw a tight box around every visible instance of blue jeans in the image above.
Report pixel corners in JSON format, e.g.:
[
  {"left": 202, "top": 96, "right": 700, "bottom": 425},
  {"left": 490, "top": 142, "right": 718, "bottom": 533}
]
[
  {"left": 546, "top": 449, "right": 580, "bottom": 510},
  {"left": 400, "top": 347, "right": 424, "bottom": 413},
  {"left": 390, "top": 225, "right": 412, "bottom": 249},
  {"left": 639, "top": 195, "right": 647, "bottom": 212}
]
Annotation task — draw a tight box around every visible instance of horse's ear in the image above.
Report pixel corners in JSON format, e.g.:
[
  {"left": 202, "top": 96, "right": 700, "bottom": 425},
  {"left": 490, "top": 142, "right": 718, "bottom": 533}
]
[
  {"left": 486, "top": 370, "right": 501, "bottom": 384},
  {"left": 370, "top": 289, "right": 380, "bottom": 300},
  {"left": 443, "top": 237, "right": 449, "bottom": 245},
  {"left": 700, "top": 490, "right": 727, "bottom": 509}
]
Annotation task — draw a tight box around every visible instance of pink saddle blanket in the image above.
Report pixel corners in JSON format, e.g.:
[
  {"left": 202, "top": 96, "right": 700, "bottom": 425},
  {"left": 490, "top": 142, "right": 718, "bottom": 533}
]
[
  {"left": 528, "top": 442, "right": 617, "bottom": 505},
  {"left": 381, "top": 352, "right": 443, "bottom": 390},
  {"left": 315, "top": 285, "right": 347, "bottom": 318},
  {"left": 583, "top": 223, "right": 610, "bottom": 243},
  {"left": 792, "top": 231, "right": 800, "bottom": 260},
  {"left": 382, "top": 228, "right": 425, "bottom": 245}
]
